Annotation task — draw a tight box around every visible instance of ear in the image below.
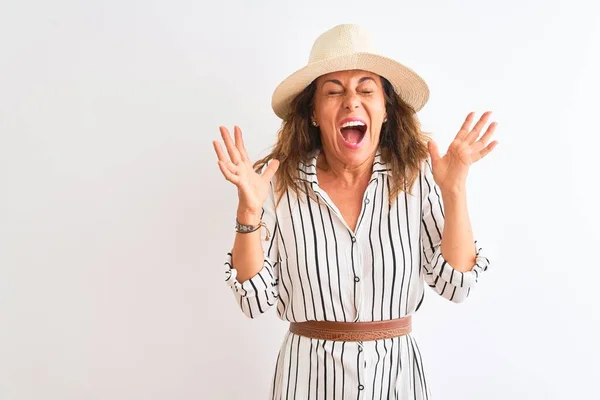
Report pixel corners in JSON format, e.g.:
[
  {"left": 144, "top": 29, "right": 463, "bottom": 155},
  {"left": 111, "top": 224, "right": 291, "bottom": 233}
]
[{"left": 311, "top": 111, "right": 319, "bottom": 126}]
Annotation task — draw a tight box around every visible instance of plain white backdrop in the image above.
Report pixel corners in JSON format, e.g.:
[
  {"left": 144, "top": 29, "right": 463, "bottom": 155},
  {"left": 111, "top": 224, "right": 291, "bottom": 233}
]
[{"left": 1, "top": 0, "right": 599, "bottom": 399}]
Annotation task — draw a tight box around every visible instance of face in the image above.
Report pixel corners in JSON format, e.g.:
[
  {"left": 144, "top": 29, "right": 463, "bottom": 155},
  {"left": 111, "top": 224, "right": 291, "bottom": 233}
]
[{"left": 313, "top": 69, "right": 387, "bottom": 168}]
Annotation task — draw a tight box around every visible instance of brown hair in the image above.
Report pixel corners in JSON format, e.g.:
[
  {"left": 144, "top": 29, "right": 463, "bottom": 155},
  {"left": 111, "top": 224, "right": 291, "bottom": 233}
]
[{"left": 254, "top": 76, "right": 431, "bottom": 204}]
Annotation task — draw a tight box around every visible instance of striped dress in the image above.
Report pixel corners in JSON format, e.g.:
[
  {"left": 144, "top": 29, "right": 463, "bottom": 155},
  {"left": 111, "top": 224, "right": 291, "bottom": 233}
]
[{"left": 223, "top": 148, "right": 490, "bottom": 399}]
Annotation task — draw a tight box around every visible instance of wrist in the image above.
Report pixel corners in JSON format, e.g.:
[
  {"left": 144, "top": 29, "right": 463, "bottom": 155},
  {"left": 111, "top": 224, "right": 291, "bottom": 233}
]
[
  {"left": 441, "top": 188, "right": 466, "bottom": 197},
  {"left": 236, "top": 209, "right": 261, "bottom": 225},
  {"left": 440, "top": 182, "right": 466, "bottom": 197}
]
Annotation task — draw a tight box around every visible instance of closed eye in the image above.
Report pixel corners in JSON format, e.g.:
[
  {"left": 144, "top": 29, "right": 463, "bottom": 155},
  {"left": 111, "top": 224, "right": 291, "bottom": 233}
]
[{"left": 325, "top": 88, "right": 374, "bottom": 95}]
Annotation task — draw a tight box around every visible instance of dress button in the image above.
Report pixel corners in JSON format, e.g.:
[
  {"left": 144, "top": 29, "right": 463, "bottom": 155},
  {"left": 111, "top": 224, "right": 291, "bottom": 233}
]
[
  {"left": 358, "top": 384, "right": 364, "bottom": 390},
  {"left": 364, "top": 198, "right": 370, "bottom": 204},
  {"left": 351, "top": 236, "right": 356, "bottom": 243},
  {"left": 354, "top": 276, "right": 360, "bottom": 283}
]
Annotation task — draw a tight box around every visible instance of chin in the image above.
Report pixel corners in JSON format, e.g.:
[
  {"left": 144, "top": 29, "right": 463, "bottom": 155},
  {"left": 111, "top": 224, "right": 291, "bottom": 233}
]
[{"left": 335, "top": 141, "right": 376, "bottom": 166}]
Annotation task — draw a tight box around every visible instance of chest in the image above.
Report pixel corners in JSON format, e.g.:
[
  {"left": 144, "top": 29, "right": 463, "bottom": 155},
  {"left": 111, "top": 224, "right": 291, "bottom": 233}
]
[
  {"left": 276, "top": 177, "right": 423, "bottom": 294},
  {"left": 317, "top": 177, "right": 370, "bottom": 232}
]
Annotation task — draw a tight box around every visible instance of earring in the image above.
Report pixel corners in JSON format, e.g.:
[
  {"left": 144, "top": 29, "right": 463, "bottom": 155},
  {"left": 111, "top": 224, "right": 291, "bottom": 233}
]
[
  {"left": 312, "top": 120, "right": 318, "bottom": 127},
  {"left": 383, "top": 118, "right": 388, "bottom": 123}
]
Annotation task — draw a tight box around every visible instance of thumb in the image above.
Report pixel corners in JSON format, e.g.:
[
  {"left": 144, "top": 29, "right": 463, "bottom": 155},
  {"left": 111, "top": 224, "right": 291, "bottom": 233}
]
[
  {"left": 261, "top": 159, "right": 280, "bottom": 182},
  {"left": 428, "top": 139, "right": 442, "bottom": 164}
]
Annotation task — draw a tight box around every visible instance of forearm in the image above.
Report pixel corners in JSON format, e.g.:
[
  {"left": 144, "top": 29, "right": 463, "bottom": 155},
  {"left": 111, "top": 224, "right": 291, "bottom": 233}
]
[
  {"left": 231, "top": 211, "right": 266, "bottom": 283},
  {"left": 440, "top": 189, "right": 476, "bottom": 272}
]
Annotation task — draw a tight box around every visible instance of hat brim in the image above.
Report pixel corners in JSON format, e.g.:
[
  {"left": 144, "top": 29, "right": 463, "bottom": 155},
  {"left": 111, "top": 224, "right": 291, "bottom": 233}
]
[{"left": 271, "top": 52, "right": 430, "bottom": 120}]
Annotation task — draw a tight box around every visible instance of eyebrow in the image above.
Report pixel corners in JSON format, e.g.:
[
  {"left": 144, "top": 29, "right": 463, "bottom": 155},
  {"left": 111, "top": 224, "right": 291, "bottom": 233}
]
[{"left": 321, "top": 77, "right": 376, "bottom": 87}]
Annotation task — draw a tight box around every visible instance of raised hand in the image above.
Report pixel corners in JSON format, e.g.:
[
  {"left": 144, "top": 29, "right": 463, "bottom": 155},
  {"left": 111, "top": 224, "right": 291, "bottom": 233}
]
[
  {"left": 427, "top": 111, "right": 498, "bottom": 193},
  {"left": 213, "top": 126, "right": 280, "bottom": 221}
]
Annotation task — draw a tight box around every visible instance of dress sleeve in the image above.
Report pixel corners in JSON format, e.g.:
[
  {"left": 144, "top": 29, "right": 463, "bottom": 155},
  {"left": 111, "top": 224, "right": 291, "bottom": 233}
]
[
  {"left": 419, "top": 158, "right": 491, "bottom": 303},
  {"left": 223, "top": 163, "right": 280, "bottom": 318}
]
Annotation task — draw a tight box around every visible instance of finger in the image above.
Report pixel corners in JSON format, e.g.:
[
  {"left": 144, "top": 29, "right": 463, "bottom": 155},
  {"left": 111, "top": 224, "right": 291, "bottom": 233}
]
[
  {"left": 219, "top": 126, "right": 242, "bottom": 164},
  {"left": 217, "top": 160, "right": 241, "bottom": 184},
  {"left": 222, "top": 160, "right": 241, "bottom": 175},
  {"left": 481, "top": 140, "right": 498, "bottom": 158},
  {"left": 476, "top": 121, "right": 498, "bottom": 146},
  {"left": 213, "top": 140, "right": 229, "bottom": 163},
  {"left": 475, "top": 140, "right": 499, "bottom": 161},
  {"left": 465, "top": 111, "right": 492, "bottom": 143},
  {"left": 456, "top": 112, "right": 476, "bottom": 139},
  {"left": 427, "top": 139, "right": 442, "bottom": 164},
  {"left": 261, "top": 159, "right": 280, "bottom": 182},
  {"left": 234, "top": 126, "right": 251, "bottom": 162},
  {"left": 470, "top": 140, "right": 486, "bottom": 154}
]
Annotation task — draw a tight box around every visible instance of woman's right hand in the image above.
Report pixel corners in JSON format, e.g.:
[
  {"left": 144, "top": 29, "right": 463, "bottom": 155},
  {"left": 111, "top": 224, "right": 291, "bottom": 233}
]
[{"left": 213, "top": 126, "right": 280, "bottom": 223}]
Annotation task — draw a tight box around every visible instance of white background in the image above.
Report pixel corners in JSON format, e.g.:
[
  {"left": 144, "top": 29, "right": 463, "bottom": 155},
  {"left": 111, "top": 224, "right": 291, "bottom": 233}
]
[{"left": 1, "top": 0, "right": 599, "bottom": 399}]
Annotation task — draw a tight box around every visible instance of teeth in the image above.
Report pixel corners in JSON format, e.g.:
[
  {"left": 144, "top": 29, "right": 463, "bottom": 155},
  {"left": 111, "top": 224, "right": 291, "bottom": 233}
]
[{"left": 341, "top": 121, "right": 366, "bottom": 128}]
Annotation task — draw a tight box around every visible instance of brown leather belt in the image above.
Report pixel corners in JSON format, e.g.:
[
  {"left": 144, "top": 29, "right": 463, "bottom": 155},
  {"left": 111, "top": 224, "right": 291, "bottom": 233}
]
[{"left": 289, "top": 315, "right": 411, "bottom": 342}]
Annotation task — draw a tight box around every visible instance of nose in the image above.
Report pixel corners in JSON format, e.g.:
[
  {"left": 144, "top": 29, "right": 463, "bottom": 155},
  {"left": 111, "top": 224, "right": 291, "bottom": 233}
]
[{"left": 343, "top": 92, "right": 360, "bottom": 110}]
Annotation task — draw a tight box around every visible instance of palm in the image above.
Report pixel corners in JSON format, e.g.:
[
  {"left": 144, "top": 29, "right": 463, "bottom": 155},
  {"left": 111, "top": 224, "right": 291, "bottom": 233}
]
[
  {"left": 428, "top": 111, "right": 498, "bottom": 192},
  {"left": 235, "top": 158, "right": 271, "bottom": 210},
  {"left": 213, "top": 126, "right": 279, "bottom": 215}
]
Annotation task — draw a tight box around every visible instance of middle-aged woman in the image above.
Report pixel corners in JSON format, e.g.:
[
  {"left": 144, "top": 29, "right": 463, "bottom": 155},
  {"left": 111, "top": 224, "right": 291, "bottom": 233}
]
[{"left": 213, "top": 23, "right": 498, "bottom": 399}]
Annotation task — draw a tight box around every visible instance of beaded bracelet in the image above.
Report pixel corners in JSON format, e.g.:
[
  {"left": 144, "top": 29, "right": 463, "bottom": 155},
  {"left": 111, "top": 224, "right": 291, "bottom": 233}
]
[{"left": 235, "top": 218, "right": 271, "bottom": 241}]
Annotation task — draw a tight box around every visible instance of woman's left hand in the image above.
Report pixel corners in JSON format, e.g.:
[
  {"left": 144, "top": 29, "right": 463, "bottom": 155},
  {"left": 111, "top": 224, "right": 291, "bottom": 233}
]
[{"left": 427, "top": 111, "right": 499, "bottom": 194}]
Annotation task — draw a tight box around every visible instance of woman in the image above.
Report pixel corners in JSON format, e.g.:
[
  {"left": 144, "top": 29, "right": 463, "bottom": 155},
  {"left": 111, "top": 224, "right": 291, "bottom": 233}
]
[{"left": 213, "top": 24, "right": 497, "bottom": 399}]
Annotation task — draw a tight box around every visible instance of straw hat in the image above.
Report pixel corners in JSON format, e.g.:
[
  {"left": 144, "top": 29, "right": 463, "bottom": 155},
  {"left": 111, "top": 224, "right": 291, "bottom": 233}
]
[{"left": 271, "top": 24, "right": 430, "bottom": 120}]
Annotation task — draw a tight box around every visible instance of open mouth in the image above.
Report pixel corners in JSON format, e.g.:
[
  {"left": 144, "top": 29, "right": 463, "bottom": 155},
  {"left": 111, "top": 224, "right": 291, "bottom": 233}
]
[{"left": 340, "top": 121, "right": 367, "bottom": 145}]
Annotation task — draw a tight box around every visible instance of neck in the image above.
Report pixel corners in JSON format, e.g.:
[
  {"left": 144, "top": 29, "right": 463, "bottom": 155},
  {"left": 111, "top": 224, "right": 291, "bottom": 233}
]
[{"left": 316, "top": 150, "right": 374, "bottom": 188}]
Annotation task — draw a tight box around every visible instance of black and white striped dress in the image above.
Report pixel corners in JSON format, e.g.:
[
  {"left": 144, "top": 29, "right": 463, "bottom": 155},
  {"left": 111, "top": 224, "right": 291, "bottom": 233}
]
[{"left": 223, "top": 148, "right": 490, "bottom": 399}]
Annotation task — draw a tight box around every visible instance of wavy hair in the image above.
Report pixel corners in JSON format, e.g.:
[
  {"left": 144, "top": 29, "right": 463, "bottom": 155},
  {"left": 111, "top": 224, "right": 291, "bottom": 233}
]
[{"left": 254, "top": 76, "right": 431, "bottom": 204}]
